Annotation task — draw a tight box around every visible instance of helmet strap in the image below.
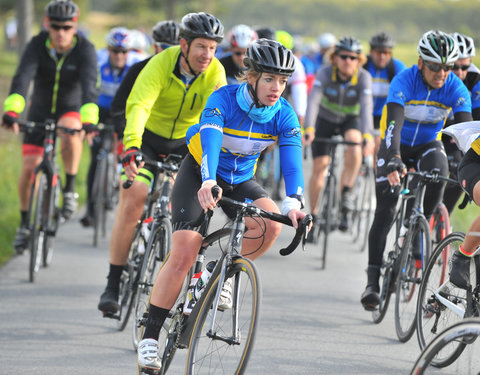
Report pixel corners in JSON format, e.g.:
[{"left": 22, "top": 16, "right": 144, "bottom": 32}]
[
  {"left": 181, "top": 41, "right": 199, "bottom": 79},
  {"left": 247, "top": 75, "right": 265, "bottom": 108}
]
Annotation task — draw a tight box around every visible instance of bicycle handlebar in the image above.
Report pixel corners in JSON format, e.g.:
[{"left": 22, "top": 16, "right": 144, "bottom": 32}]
[
  {"left": 188, "top": 186, "right": 313, "bottom": 256},
  {"left": 18, "top": 120, "right": 83, "bottom": 136},
  {"left": 383, "top": 169, "right": 459, "bottom": 195},
  {"left": 123, "top": 153, "right": 181, "bottom": 189}
]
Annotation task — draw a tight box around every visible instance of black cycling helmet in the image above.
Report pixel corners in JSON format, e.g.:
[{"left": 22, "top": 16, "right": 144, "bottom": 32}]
[
  {"left": 369, "top": 32, "right": 395, "bottom": 49},
  {"left": 152, "top": 20, "right": 180, "bottom": 45},
  {"left": 179, "top": 12, "right": 224, "bottom": 43},
  {"left": 244, "top": 38, "right": 295, "bottom": 76},
  {"left": 45, "top": 0, "right": 79, "bottom": 22},
  {"left": 418, "top": 30, "right": 459, "bottom": 65},
  {"left": 253, "top": 26, "right": 276, "bottom": 41},
  {"left": 335, "top": 36, "right": 363, "bottom": 54}
]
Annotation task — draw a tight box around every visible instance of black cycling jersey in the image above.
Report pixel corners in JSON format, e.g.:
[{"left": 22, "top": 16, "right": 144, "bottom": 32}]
[
  {"left": 110, "top": 57, "right": 152, "bottom": 137},
  {"left": 219, "top": 54, "right": 243, "bottom": 84},
  {"left": 8, "top": 30, "right": 98, "bottom": 122}
]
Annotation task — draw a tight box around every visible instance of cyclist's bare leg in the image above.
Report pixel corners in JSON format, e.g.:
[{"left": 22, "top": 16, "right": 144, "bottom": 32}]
[
  {"left": 109, "top": 181, "right": 149, "bottom": 265},
  {"left": 242, "top": 197, "right": 282, "bottom": 260},
  {"left": 308, "top": 155, "right": 330, "bottom": 216},
  {"left": 57, "top": 116, "right": 82, "bottom": 175},
  {"left": 18, "top": 155, "right": 42, "bottom": 211},
  {"left": 340, "top": 128, "right": 362, "bottom": 191},
  {"left": 149, "top": 230, "right": 202, "bottom": 308}
]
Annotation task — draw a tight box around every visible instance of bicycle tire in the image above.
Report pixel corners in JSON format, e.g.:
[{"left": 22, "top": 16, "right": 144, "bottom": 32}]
[
  {"left": 43, "top": 175, "right": 61, "bottom": 267},
  {"left": 356, "top": 164, "right": 374, "bottom": 252},
  {"left": 372, "top": 215, "right": 400, "bottom": 324},
  {"left": 92, "top": 155, "right": 107, "bottom": 247},
  {"left": 185, "top": 257, "right": 261, "bottom": 375},
  {"left": 132, "top": 218, "right": 172, "bottom": 350},
  {"left": 395, "top": 216, "right": 431, "bottom": 342},
  {"left": 117, "top": 226, "right": 142, "bottom": 331},
  {"left": 410, "top": 318, "right": 480, "bottom": 375},
  {"left": 416, "top": 232, "right": 469, "bottom": 367},
  {"left": 351, "top": 162, "right": 367, "bottom": 243},
  {"left": 320, "top": 174, "right": 335, "bottom": 270},
  {"left": 429, "top": 202, "right": 451, "bottom": 256},
  {"left": 29, "top": 173, "right": 48, "bottom": 283}
]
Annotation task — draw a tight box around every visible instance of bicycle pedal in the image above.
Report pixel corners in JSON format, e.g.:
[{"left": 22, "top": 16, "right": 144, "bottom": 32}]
[{"left": 102, "top": 311, "right": 120, "bottom": 320}]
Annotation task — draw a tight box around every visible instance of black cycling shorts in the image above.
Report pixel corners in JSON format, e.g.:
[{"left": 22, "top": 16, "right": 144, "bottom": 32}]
[
  {"left": 171, "top": 153, "right": 269, "bottom": 231},
  {"left": 311, "top": 116, "right": 361, "bottom": 157},
  {"left": 458, "top": 148, "right": 480, "bottom": 200},
  {"left": 120, "top": 129, "right": 188, "bottom": 186}
]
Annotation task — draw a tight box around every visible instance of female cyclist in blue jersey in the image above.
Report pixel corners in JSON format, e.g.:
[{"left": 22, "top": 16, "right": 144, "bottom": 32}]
[{"left": 136, "top": 38, "right": 309, "bottom": 373}]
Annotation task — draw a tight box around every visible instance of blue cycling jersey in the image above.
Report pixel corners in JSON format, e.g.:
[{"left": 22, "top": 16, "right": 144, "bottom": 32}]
[
  {"left": 364, "top": 58, "right": 406, "bottom": 117},
  {"left": 187, "top": 84, "right": 304, "bottom": 197},
  {"left": 381, "top": 65, "right": 471, "bottom": 147},
  {"left": 98, "top": 60, "right": 131, "bottom": 110}
]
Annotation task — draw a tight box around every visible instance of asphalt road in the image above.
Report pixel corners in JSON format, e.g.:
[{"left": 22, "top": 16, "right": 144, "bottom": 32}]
[{"left": 0, "top": 156, "right": 431, "bottom": 375}]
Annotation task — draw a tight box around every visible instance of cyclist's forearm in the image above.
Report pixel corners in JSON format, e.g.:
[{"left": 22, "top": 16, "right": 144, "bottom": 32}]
[
  {"left": 304, "top": 83, "right": 323, "bottom": 131},
  {"left": 384, "top": 102, "right": 405, "bottom": 160}
]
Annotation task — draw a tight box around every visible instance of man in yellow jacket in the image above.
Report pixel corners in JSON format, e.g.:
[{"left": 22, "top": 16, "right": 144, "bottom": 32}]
[{"left": 98, "top": 12, "right": 226, "bottom": 315}]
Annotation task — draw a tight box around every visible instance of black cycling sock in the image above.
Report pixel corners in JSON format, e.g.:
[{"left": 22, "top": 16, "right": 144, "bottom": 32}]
[
  {"left": 64, "top": 173, "right": 76, "bottom": 193},
  {"left": 106, "top": 264, "right": 124, "bottom": 290},
  {"left": 342, "top": 186, "right": 352, "bottom": 195},
  {"left": 143, "top": 304, "right": 170, "bottom": 340},
  {"left": 20, "top": 210, "right": 28, "bottom": 227}
]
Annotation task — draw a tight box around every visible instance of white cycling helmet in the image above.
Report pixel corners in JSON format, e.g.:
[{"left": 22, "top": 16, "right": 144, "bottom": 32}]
[
  {"left": 452, "top": 32, "right": 475, "bottom": 59},
  {"left": 228, "top": 24, "right": 257, "bottom": 49},
  {"left": 317, "top": 33, "right": 336, "bottom": 49},
  {"left": 106, "top": 27, "right": 131, "bottom": 49},
  {"left": 417, "top": 30, "right": 459, "bottom": 65},
  {"left": 129, "top": 29, "right": 150, "bottom": 52}
]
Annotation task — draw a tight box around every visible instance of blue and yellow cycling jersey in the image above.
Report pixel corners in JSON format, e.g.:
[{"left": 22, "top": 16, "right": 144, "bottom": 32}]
[
  {"left": 187, "top": 84, "right": 304, "bottom": 197},
  {"left": 364, "top": 58, "right": 406, "bottom": 117},
  {"left": 381, "top": 65, "right": 471, "bottom": 147}
]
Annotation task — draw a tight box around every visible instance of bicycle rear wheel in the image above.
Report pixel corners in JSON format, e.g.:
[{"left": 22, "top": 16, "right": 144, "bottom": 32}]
[
  {"left": 29, "top": 173, "right": 48, "bottom": 283},
  {"left": 186, "top": 257, "right": 261, "bottom": 375},
  {"left": 372, "top": 219, "right": 399, "bottom": 324},
  {"left": 411, "top": 318, "right": 480, "bottom": 375},
  {"left": 416, "top": 232, "right": 469, "bottom": 367},
  {"left": 319, "top": 174, "right": 335, "bottom": 270},
  {"left": 117, "top": 227, "right": 142, "bottom": 331},
  {"left": 132, "top": 218, "right": 172, "bottom": 350},
  {"left": 395, "top": 216, "right": 431, "bottom": 342},
  {"left": 429, "top": 202, "right": 451, "bottom": 251},
  {"left": 352, "top": 163, "right": 374, "bottom": 252}
]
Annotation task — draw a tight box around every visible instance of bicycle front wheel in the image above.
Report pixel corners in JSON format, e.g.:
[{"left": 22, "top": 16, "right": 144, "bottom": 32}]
[
  {"left": 395, "top": 216, "right": 431, "bottom": 343},
  {"left": 411, "top": 318, "right": 480, "bottom": 375},
  {"left": 92, "top": 155, "right": 107, "bottom": 247},
  {"left": 416, "top": 232, "right": 469, "bottom": 367},
  {"left": 132, "top": 218, "right": 172, "bottom": 349},
  {"left": 29, "top": 173, "right": 48, "bottom": 283},
  {"left": 43, "top": 173, "right": 61, "bottom": 267},
  {"left": 186, "top": 257, "right": 261, "bottom": 375}
]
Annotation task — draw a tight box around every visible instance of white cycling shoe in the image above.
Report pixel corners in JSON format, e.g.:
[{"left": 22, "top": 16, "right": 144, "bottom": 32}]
[{"left": 137, "top": 338, "right": 161, "bottom": 374}]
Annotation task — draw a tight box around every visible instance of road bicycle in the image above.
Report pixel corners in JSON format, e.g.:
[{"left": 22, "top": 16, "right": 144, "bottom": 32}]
[
  {"left": 131, "top": 154, "right": 182, "bottom": 347},
  {"left": 416, "top": 231, "right": 480, "bottom": 367},
  {"left": 372, "top": 170, "right": 455, "bottom": 343},
  {"left": 135, "top": 186, "right": 311, "bottom": 374},
  {"left": 101, "top": 154, "right": 181, "bottom": 332},
  {"left": 309, "top": 136, "right": 360, "bottom": 270},
  {"left": 411, "top": 318, "right": 480, "bottom": 374},
  {"left": 20, "top": 120, "right": 82, "bottom": 283},
  {"left": 350, "top": 154, "right": 375, "bottom": 252},
  {"left": 91, "top": 123, "right": 119, "bottom": 247}
]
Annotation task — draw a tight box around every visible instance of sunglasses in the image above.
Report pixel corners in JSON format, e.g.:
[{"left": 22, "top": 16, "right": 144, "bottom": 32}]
[
  {"left": 374, "top": 49, "right": 392, "bottom": 55},
  {"left": 338, "top": 54, "right": 358, "bottom": 61},
  {"left": 423, "top": 61, "right": 453, "bottom": 72},
  {"left": 110, "top": 48, "right": 128, "bottom": 55},
  {"left": 232, "top": 51, "right": 246, "bottom": 57},
  {"left": 50, "top": 24, "right": 74, "bottom": 31},
  {"left": 453, "top": 64, "right": 471, "bottom": 71}
]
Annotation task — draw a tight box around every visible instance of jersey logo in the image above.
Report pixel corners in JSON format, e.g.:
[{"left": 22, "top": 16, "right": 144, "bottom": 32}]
[
  {"left": 204, "top": 107, "right": 222, "bottom": 118},
  {"left": 455, "top": 96, "right": 466, "bottom": 107},
  {"left": 283, "top": 126, "right": 301, "bottom": 138},
  {"left": 393, "top": 90, "right": 405, "bottom": 101}
]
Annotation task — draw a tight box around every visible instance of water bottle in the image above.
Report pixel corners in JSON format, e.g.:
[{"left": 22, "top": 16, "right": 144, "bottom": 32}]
[
  {"left": 137, "top": 217, "right": 153, "bottom": 255},
  {"left": 397, "top": 225, "right": 408, "bottom": 248},
  {"left": 194, "top": 261, "right": 217, "bottom": 300},
  {"left": 183, "top": 272, "right": 202, "bottom": 315}
]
